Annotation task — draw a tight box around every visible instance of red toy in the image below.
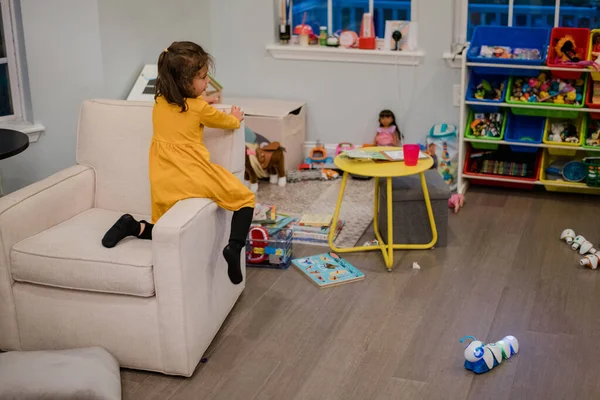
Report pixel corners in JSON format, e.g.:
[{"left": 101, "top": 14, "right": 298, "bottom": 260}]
[{"left": 247, "top": 226, "right": 269, "bottom": 264}]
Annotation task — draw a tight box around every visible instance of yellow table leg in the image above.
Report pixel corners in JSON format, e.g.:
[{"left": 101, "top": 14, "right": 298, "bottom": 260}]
[{"left": 390, "top": 171, "right": 438, "bottom": 250}]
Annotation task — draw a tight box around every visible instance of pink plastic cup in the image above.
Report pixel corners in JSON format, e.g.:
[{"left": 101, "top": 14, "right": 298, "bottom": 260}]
[{"left": 403, "top": 144, "right": 420, "bottom": 166}]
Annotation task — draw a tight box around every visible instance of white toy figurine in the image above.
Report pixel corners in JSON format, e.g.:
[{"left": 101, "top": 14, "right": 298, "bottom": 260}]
[
  {"left": 560, "top": 229, "right": 576, "bottom": 244},
  {"left": 459, "top": 335, "right": 519, "bottom": 374},
  {"left": 581, "top": 253, "right": 600, "bottom": 270}
]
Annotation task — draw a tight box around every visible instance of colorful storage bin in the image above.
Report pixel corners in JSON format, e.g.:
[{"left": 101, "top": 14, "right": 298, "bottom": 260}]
[
  {"left": 246, "top": 228, "right": 293, "bottom": 269},
  {"left": 583, "top": 115, "right": 600, "bottom": 150},
  {"left": 587, "top": 29, "right": 600, "bottom": 81},
  {"left": 504, "top": 113, "right": 545, "bottom": 153},
  {"left": 543, "top": 116, "right": 585, "bottom": 156},
  {"left": 465, "top": 110, "right": 507, "bottom": 150},
  {"left": 466, "top": 72, "right": 508, "bottom": 113},
  {"left": 467, "top": 26, "right": 550, "bottom": 77},
  {"left": 540, "top": 150, "right": 600, "bottom": 194},
  {"left": 547, "top": 28, "right": 590, "bottom": 79},
  {"left": 586, "top": 79, "right": 600, "bottom": 120}
]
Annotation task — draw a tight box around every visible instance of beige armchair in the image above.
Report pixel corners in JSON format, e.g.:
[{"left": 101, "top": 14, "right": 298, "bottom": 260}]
[{"left": 0, "top": 99, "right": 246, "bottom": 377}]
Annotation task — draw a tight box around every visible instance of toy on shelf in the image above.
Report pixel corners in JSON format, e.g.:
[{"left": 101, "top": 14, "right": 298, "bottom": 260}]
[
  {"left": 548, "top": 120, "right": 579, "bottom": 143},
  {"left": 459, "top": 335, "right": 519, "bottom": 374},
  {"left": 581, "top": 253, "right": 600, "bottom": 269},
  {"left": 555, "top": 35, "right": 582, "bottom": 63},
  {"left": 583, "top": 157, "right": 600, "bottom": 187},
  {"left": 592, "top": 32, "right": 600, "bottom": 63},
  {"left": 336, "top": 142, "right": 355, "bottom": 155},
  {"left": 509, "top": 73, "right": 585, "bottom": 105},
  {"left": 472, "top": 78, "right": 504, "bottom": 101},
  {"left": 545, "top": 160, "right": 586, "bottom": 182},
  {"left": 560, "top": 228, "right": 576, "bottom": 244},
  {"left": 586, "top": 119, "right": 600, "bottom": 146},
  {"left": 375, "top": 110, "right": 403, "bottom": 146},
  {"left": 358, "top": 12, "right": 376, "bottom": 50},
  {"left": 469, "top": 113, "right": 503, "bottom": 138},
  {"left": 479, "top": 46, "right": 541, "bottom": 60},
  {"left": 245, "top": 142, "right": 286, "bottom": 193},
  {"left": 294, "top": 12, "right": 314, "bottom": 47}
]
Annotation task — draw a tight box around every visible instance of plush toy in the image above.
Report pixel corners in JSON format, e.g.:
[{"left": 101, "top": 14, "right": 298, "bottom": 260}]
[
  {"left": 245, "top": 142, "right": 286, "bottom": 193},
  {"left": 460, "top": 335, "right": 519, "bottom": 374}
]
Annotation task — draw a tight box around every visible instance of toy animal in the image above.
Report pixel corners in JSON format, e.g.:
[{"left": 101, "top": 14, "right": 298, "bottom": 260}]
[
  {"left": 245, "top": 142, "right": 286, "bottom": 193},
  {"left": 460, "top": 335, "right": 519, "bottom": 374}
]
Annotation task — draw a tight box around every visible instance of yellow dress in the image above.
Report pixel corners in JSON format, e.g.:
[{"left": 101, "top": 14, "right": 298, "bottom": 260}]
[{"left": 149, "top": 96, "right": 255, "bottom": 223}]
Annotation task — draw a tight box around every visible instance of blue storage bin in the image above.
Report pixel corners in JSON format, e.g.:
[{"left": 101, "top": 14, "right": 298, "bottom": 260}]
[
  {"left": 467, "top": 26, "right": 550, "bottom": 77},
  {"left": 504, "top": 112, "right": 545, "bottom": 153},
  {"left": 466, "top": 72, "right": 508, "bottom": 113}
]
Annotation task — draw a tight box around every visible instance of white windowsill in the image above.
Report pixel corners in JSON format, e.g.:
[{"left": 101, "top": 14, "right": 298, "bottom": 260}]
[
  {"left": 443, "top": 52, "right": 463, "bottom": 69},
  {"left": 0, "top": 120, "right": 44, "bottom": 143},
  {"left": 267, "top": 44, "right": 424, "bottom": 65}
]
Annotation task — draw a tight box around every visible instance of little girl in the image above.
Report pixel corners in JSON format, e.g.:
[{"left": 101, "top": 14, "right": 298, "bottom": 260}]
[
  {"left": 375, "top": 109, "right": 403, "bottom": 147},
  {"left": 102, "top": 41, "right": 255, "bottom": 285}
]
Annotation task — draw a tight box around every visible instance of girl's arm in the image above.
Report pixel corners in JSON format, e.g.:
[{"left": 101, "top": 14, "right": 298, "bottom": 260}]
[{"left": 199, "top": 102, "right": 241, "bottom": 130}]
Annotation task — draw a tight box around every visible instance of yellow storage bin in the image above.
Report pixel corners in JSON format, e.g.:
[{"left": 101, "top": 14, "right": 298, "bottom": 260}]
[
  {"left": 543, "top": 115, "right": 585, "bottom": 156},
  {"left": 540, "top": 149, "right": 600, "bottom": 194},
  {"left": 588, "top": 29, "right": 600, "bottom": 81}
]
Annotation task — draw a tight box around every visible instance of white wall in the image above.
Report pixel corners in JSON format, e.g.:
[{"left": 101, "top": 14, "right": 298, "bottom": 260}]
[
  {"left": 1, "top": 0, "right": 459, "bottom": 193},
  {"left": 210, "top": 0, "right": 460, "bottom": 145},
  {"left": 0, "top": 0, "right": 212, "bottom": 193}
]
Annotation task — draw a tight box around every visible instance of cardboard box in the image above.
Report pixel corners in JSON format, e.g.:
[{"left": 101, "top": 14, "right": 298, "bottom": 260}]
[{"left": 222, "top": 97, "right": 306, "bottom": 171}]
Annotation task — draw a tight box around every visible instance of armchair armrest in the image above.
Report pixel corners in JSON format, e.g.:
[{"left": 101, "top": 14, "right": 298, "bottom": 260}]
[
  {"left": 152, "top": 198, "right": 244, "bottom": 376},
  {"left": 203, "top": 109, "right": 245, "bottom": 174},
  {"left": 0, "top": 164, "right": 95, "bottom": 350}
]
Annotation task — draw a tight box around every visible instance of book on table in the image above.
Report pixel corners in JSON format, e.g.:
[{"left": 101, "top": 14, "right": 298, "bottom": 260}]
[{"left": 343, "top": 149, "right": 429, "bottom": 162}]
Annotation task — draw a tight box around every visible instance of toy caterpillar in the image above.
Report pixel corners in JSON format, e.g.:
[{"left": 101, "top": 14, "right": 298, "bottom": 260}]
[{"left": 459, "top": 335, "right": 519, "bottom": 374}]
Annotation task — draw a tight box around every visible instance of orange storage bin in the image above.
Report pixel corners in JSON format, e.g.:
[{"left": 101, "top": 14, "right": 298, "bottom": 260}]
[{"left": 547, "top": 27, "right": 590, "bottom": 79}]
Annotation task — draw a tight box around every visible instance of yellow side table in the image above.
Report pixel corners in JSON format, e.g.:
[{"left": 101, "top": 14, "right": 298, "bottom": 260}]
[{"left": 328, "top": 147, "right": 438, "bottom": 271}]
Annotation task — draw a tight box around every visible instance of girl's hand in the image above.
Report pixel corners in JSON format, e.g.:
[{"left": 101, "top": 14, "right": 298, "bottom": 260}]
[{"left": 231, "top": 106, "right": 244, "bottom": 122}]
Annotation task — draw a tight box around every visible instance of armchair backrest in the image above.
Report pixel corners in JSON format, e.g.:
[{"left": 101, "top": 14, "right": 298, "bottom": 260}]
[{"left": 77, "top": 99, "right": 154, "bottom": 215}]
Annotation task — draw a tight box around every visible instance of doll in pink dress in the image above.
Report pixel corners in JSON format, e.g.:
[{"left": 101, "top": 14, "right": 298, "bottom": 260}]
[{"left": 375, "top": 109, "right": 403, "bottom": 146}]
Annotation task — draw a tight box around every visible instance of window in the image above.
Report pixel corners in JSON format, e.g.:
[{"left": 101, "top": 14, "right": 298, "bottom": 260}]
[
  {"left": 0, "top": 0, "right": 22, "bottom": 122},
  {"left": 292, "top": 0, "right": 412, "bottom": 39},
  {"left": 457, "top": 0, "right": 600, "bottom": 43}
]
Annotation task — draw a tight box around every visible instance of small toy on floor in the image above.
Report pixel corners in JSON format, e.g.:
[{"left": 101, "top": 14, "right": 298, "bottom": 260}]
[
  {"left": 572, "top": 235, "right": 597, "bottom": 255},
  {"left": 581, "top": 253, "right": 600, "bottom": 270},
  {"left": 560, "top": 229, "right": 576, "bottom": 244},
  {"left": 459, "top": 335, "right": 519, "bottom": 374},
  {"left": 448, "top": 193, "right": 465, "bottom": 214}
]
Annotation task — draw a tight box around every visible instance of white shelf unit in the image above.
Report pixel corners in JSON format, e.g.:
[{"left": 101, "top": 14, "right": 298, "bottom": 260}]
[{"left": 457, "top": 51, "right": 600, "bottom": 195}]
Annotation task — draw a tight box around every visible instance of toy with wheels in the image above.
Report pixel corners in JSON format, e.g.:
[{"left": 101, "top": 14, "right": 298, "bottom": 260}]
[
  {"left": 247, "top": 226, "right": 269, "bottom": 264},
  {"left": 335, "top": 142, "right": 355, "bottom": 156},
  {"left": 305, "top": 141, "right": 333, "bottom": 166},
  {"left": 459, "top": 335, "right": 519, "bottom": 374}
]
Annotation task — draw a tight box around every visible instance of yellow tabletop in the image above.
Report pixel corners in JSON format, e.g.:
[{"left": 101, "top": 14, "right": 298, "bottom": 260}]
[{"left": 334, "top": 146, "right": 434, "bottom": 178}]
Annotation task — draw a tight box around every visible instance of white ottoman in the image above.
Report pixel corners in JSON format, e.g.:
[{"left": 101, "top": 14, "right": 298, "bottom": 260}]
[{"left": 0, "top": 347, "right": 121, "bottom": 400}]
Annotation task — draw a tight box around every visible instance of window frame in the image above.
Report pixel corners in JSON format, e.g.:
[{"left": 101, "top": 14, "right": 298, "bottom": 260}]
[
  {"left": 0, "top": 0, "right": 23, "bottom": 123},
  {"left": 268, "top": 0, "right": 423, "bottom": 65}
]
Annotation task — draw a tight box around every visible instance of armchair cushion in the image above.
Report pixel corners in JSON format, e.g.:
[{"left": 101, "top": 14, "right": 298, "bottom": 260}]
[{"left": 11, "top": 209, "right": 154, "bottom": 298}]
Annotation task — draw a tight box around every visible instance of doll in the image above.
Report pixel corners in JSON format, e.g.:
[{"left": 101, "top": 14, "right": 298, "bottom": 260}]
[{"left": 375, "top": 109, "right": 403, "bottom": 146}]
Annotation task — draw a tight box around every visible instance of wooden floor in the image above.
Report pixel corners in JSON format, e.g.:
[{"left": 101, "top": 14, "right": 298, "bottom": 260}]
[{"left": 122, "top": 188, "right": 600, "bottom": 400}]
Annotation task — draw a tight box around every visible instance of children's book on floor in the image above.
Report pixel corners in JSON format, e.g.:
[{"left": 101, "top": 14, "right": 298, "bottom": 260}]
[
  {"left": 292, "top": 219, "right": 344, "bottom": 245},
  {"left": 292, "top": 252, "right": 364, "bottom": 288}
]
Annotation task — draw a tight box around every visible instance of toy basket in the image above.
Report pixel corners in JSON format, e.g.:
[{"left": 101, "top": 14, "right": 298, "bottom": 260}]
[
  {"left": 506, "top": 74, "right": 587, "bottom": 119},
  {"left": 466, "top": 72, "right": 508, "bottom": 113},
  {"left": 463, "top": 145, "right": 541, "bottom": 190},
  {"left": 547, "top": 27, "right": 590, "bottom": 80},
  {"left": 586, "top": 79, "right": 600, "bottom": 120},
  {"left": 543, "top": 115, "right": 585, "bottom": 156},
  {"left": 464, "top": 110, "right": 507, "bottom": 150},
  {"left": 504, "top": 113, "right": 545, "bottom": 153},
  {"left": 582, "top": 115, "right": 600, "bottom": 150},
  {"left": 587, "top": 29, "right": 600, "bottom": 81},
  {"left": 583, "top": 157, "right": 600, "bottom": 187},
  {"left": 467, "top": 26, "right": 550, "bottom": 77},
  {"left": 246, "top": 228, "right": 293, "bottom": 269},
  {"left": 540, "top": 149, "right": 600, "bottom": 194}
]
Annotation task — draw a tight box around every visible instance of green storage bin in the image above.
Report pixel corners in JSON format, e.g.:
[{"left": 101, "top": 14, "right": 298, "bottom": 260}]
[
  {"left": 465, "top": 110, "right": 507, "bottom": 150},
  {"left": 505, "top": 75, "right": 587, "bottom": 119}
]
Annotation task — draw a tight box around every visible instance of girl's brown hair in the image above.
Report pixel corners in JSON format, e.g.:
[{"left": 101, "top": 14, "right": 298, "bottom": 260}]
[{"left": 155, "top": 41, "right": 214, "bottom": 112}]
